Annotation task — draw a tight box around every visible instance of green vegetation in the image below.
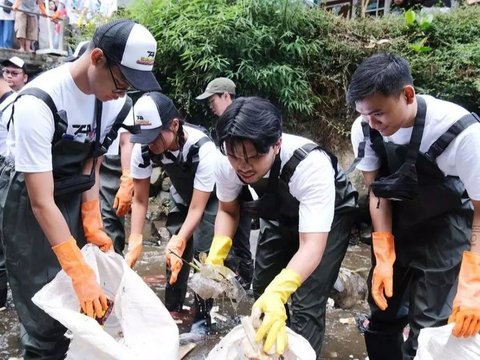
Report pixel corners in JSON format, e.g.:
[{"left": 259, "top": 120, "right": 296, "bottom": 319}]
[{"left": 121, "top": 1, "right": 480, "bottom": 147}]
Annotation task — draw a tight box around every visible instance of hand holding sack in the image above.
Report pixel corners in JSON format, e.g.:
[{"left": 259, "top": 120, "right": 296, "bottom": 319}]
[
  {"left": 251, "top": 268, "right": 302, "bottom": 355},
  {"left": 113, "top": 168, "right": 134, "bottom": 217},
  {"left": 81, "top": 199, "right": 113, "bottom": 252},
  {"left": 205, "top": 235, "right": 233, "bottom": 266},
  {"left": 52, "top": 237, "right": 108, "bottom": 318},
  {"left": 124, "top": 233, "right": 143, "bottom": 268},
  {"left": 448, "top": 251, "right": 480, "bottom": 337},
  {"left": 165, "top": 235, "right": 186, "bottom": 285},
  {"left": 371, "top": 231, "right": 396, "bottom": 311}
]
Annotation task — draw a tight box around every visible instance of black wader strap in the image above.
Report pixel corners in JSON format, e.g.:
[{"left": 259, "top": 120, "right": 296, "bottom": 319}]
[
  {"left": 280, "top": 142, "right": 339, "bottom": 184},
  {"left": 0, "top": 90, "right": 13, "bottom": 105},
  {"left": 346, "top": 96, "right": 427, "bottom": 174},
  {"left": 403, "top": 96, "right": 427, "bottom": 167},
  {"left": 99, "top": 95, "right": 134, "bottom": 154},
  {"left": 7, "top": 88, "right": 63, "bottom": 132},
  {"left": 425, "top": 112, "right": 480, "bottom": 161}
]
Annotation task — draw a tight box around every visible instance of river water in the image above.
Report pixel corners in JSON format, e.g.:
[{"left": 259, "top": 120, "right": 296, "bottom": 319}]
[{"left": 0, "top": 228, "right": 371, "bottom": 360}]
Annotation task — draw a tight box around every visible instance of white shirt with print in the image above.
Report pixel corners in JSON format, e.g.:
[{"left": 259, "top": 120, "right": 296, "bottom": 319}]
[
  {"left": 350, "top": 94, "right": 480, "bottom": 200},
  {"left": 215, "top": 133, "right": 336, "bottom": 233},
  {"left": 131, "top": 125, "right": 217, "bottom": 194},
  {"left": 6, "top": 64, "right": 126, "bottom": 172}
]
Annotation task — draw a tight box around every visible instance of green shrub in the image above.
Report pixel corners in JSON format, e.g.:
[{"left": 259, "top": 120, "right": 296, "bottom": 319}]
[{"left": 122, "top": 1, "right": 479, "bottom": 147}]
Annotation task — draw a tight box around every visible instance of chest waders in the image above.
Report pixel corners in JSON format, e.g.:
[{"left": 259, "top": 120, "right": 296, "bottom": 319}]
[
  {"left": 97, "top": 97, "right": 135, "bottom": 256},
  {"left": 353, "top": 97, "right": 477, "bottom": 360},
  {"left": 140, "top": 136, "right": 217, "bottom": 325},
  {"left": 240, "top": 144, "right": 358, "bottom": 356},
  {"left": 0, "top": 89, "right": 130, "bottom": 360},
  {"left": 0, "top": 91, "right": 14, "bottom": 308}
]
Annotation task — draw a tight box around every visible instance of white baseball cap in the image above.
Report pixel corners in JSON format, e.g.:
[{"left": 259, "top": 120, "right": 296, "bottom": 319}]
[
  {"left": 131, "top": 92, "right": 180, "bottom": 144},
  {"left": 93, "top": 19, "right": 161, "bottom": 92}
]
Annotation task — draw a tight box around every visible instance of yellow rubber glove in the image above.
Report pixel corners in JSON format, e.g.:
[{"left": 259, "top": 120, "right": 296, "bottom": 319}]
[
  {"left": 124, "top": 234, "right": 143, "bottom": 268},
  {"left": 205, "top": 235, "right": 233, "bottom": 266},
  {"left": 81, "top": 199, "right": 113, "bottom": 252},
  {"left": 448, "top": 251, "right": 480, "bottom": 337},
  {"left": 52, "top": 237, "right": 108, "bottom": 318},
  {"left": 251, "top": 268, "right": 302, "bottom": 355},
  {"left": 165, "top": 235, "right": 186, "bottom": 285},
  {"left": 371, "top": 232, "right": 396, "bottom": 311},
  {"left": 113, "top": 169, "right": 134, "bottom": 217}
]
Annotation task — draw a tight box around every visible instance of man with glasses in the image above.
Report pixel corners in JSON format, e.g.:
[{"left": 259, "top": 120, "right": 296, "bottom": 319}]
[
  {"left": 205, "top": 96, "right": 358, "bottom": 357},
  {"left": 0, "top": 19, "right": 160, "bottom": 359},
  {"left": 1, "top": 56, "right": 27, "bottom": 91}
]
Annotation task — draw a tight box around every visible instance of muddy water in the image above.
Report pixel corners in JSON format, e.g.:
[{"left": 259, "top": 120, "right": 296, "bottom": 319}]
[{"left": 0, "top": 228, "right": 371, "bottom": 360}]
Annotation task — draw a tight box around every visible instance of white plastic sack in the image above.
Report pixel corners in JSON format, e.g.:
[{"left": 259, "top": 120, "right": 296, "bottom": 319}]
[
  {"left": 206, "top": 324, "right": 316, "bottom": 360},
  {"left": 414, "top": 323, "right": 480, "bottom": 360},
  {"left": 32, "top": 244, "right": 179, "bottom": 360}
]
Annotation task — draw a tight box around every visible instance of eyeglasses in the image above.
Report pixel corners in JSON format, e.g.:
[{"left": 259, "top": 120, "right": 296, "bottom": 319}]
[
  {"left": 2, "top": 69, "right": 23, "bottom": 77},
  {"left": 106, "top": 62, "right": 136, "bottom": 94}
]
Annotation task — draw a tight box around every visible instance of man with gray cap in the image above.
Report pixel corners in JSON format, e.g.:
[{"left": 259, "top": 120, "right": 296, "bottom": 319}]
[
  {"left": 196, "top": 77, "right": 254, "bottom": 290},
  {"left": 0, "top": 19, "right": 160, "bottom": 359},
  {"left": 196, "top": 77, "right": 236, "bottom": 116}
]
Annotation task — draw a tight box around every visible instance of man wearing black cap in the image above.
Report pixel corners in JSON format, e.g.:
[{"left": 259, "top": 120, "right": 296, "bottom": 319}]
[
  {"left": 2, "top": 56, "right": 28, "bottom": 91},
  {"left": 0, "top": 19, "right": 160, "bottom": 359}
]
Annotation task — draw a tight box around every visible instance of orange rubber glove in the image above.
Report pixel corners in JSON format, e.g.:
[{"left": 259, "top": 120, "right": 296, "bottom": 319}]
[
  {"left": 165, "top": 235, "right": 186, "bottom": 285},
  {"left": 113, "top": 169, "right": 134, "bottom": 217},
  {"left": 52, "top": 237, "right": 108, "bottom": 318},
  {"left": 252, "top": 268, "right": 302, "bottom": 355},
  {"left": 81, "top": 199, "right": 113, "bottom": 252},
  {"left": 371, "top": 232, "right": 396, "bottom": 311},
  {"left": 205, "top": 235, "right": 233, "bottom": 266},
  {"left": 124, "top": 233, "right": 143, "bottom": 268},
  {"left": 448, "top": 251, "right": 480, "bottom": 337}
]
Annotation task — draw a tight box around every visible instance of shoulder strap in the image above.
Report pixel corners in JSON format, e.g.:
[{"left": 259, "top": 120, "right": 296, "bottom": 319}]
[
  {"left": 99, "top": 95, "right": 134, "bottom": 154},
  {"left": 0, "top": 90, "right": 14, "bottom": 106},
  {"left": 7, "top": 87, "right": 62, "bottom": 133},
  {"left": 185, "top": 136, "right": 210, "bottom": 163},
  {"left": 346, "top": 96, "right": 427, "bottom": 174},
  {"left": 425, "top": 112, "right": 480, "bottom": 161},
  {"left": 280, "top": 142, "right": 338, "bottom": 184}
]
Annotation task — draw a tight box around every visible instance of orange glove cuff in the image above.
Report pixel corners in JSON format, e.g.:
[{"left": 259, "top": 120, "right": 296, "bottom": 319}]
[
  {"left": 372, "top": 232, "right": 396, "bottom": 265},
  {"left": 81, "top": 199, "right": 112, "bottom": 251},
  {"left": 453, "top": 251, "right": 480, "bottom": 309}
]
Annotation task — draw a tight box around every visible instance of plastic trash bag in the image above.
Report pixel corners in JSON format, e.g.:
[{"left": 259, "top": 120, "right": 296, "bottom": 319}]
[
  {"left": 414, "top": 323, "right": 480, "bottom": 360},
  {"left": 32, "top": 244, "right": 179, "bottom": 360},
  {"left": 206, "top": 318, "right": 316, "bottom": 360},
  {"left": 188, "top": 263, "right": 246, "bottom": 302}
]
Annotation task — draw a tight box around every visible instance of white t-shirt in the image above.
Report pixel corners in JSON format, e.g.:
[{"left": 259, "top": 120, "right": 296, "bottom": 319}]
[
  {"left": 0, "top": 92, "right": 17, "bottom": 157},
  {"left": 131, "top": 125, "right": 217, "bottom": 193},
  {"left": 6, "top": 64, "right": 126, "bottom": 173},
  {"left": 215, "top": 133, "right": 336, "bottom": 233},
  {"left": 351, "top": 94, "right": 480, "bottom": 200}
]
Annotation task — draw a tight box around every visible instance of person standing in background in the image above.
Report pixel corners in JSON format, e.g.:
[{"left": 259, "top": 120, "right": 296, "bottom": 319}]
[
  {"left": 196, "top": 77, "right": 254, "bottom": 290},
  {"left": 12, "top": 0, "right": 47, "bottom": 52},
  {"left": 0, "top": 0, "right": 15, "bottom": 49},
  {"left": 2, "top": 56, "right": 27, "bottom": 91}
]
